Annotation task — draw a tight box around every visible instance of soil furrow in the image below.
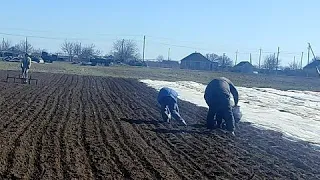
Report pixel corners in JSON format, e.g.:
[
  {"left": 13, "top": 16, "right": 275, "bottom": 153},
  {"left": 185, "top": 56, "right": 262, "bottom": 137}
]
[
  {"left": 92, "top": 77, "right": 156, "bottom": 179},
  {"left": 66, "top": 76, "right": 94, "bottom": 179},
  {"left": 111, "top": 79, "right": 217, "bottom": 178},
  {"left": 98, "top": 78, "right": 187, "bottom": 179},
  {"left": 79, "top": 77, "right": 99, "bottom": 180},
  {"left": 58, "top": 75, "right": 75, "bottom": 179},
  {"left": 0, "top": 76, "right": 66, "bottom": 179},
  {"left": 30, "top": 76, "right": 70, "bottom": 179},
  {"left": 0, "top": 73, "right": 319, "bottom": 179},
  {"left": 38, "top": 75, "right": 74, "bottom": 179},
  {"left": 0, "top": 74, "right": 67, "bottom": 130},
  {"left": 84, "top": 77, "right": 124, "bottom": 179}
]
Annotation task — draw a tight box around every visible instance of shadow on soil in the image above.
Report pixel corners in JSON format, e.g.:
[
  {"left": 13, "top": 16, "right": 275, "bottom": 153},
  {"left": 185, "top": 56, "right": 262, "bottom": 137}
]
[
  {"left": 149, "top": 128, "right": 214, "bottom": 135},
  {"left": 121, "top": 118, "right": 161, "bottom": 125},
  {"left": 121, "top": 118, "right": 217, "bottom": 135}
]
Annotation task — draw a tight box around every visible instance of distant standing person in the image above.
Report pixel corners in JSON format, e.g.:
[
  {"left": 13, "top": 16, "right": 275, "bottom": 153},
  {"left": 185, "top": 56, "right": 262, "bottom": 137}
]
[
  {"left": 204, "top": 77, "right": 239, "bottom": 135},
  {"left": 157, "top": 87, "right": 187, "bottom": 125},
  {"left": 21, "top": 53, "right": 32, "bottom": 83}
]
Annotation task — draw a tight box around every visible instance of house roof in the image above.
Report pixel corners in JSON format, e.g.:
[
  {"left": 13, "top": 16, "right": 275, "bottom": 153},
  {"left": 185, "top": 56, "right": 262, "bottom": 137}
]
[
  {"left": 181, "top": 53, "right": 211, "bottom": 62},
  {"left": 303, "top": 60, "right": 320, "bottom": 69},
  {"left": 234, "top": 61, "right": 254, "bottom": 68}
]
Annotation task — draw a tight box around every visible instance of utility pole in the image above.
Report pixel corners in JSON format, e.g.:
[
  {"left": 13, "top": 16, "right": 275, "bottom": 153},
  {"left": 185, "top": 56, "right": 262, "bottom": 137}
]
[
  {"left": 273, "top": 52, "right": 276, "bottom": 69},
  {"left": 276, "top": 47, "right": 280, "bottom": 70},
  {"left": 234, "top": 49, "right": 239, "bottom": 65},
  {"left": 308, "top": 43, "right": 316, "bottom": 60},
  {"left": 1, "top": 38, "right": 4, "bottom": 51},
  {"left": 142, "top": 35, "right": 146, "bottom": 62},
  {"left": 222, "top": 53, "right": 226, "bottom": 67},
  {"left": 307, "top": 44, "right": 310, "bottom": 64},
  {"left": 25, "top": 37, "right": 28, "bottom": 54},
  {"left": 121, "top": 39, "right": 124, "bottom": 62},
  {"left": 167, "top": 48, "right": 170, "bottom": 60},
  {"left": 300, "top": 52, "right": 304, "bottom": 69},
  {"left": 235, "top": 50, "right": 238, "bottom": 65},
  {"left": 259, "top": 48, "right": 262, "bottom": 69},
  {"left": 249, "top": 53, "right": 252, "bottom": 64}
]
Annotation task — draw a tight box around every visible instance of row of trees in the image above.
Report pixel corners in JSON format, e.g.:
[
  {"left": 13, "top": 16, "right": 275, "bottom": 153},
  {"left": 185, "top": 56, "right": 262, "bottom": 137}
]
[
  {"left": 1, "top": 38, "right": 141, "bottom": 63},
  {"left": 61, "top": 41, "right": 101, "bottom": 61},
  {"left": 61, "top": 39, "right": 140, "bottom": 62},
  {"left": 0, "top": 39, "right": 34, "bottom": 54},
  {"left": 2, "top": 38, "right": 319, "bottom": 69}
]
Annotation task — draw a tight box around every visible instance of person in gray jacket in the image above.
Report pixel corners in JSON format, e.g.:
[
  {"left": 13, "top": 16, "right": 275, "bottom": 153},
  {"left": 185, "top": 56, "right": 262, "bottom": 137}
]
[
  {"left": 204, "top": 77, "right": 239, "bottom": 135},
  {"left": 21, "top": 53, "right": 32, "bottom": 83},
  {"left": 157, "top": 87, "right": 187, "bottom": 125}
]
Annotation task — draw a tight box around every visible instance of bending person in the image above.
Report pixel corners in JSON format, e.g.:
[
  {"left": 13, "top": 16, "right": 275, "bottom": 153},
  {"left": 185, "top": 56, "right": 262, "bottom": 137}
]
[
  {"left": 204, "top": 77, "right": 239, "bottom": 135},
  {"left": 157, "top": 87, "right": 187, "bottom": 126}
]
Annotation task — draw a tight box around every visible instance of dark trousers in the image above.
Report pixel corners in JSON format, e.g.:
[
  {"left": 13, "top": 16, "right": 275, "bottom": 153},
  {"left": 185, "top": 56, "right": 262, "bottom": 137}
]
[
  {"left": 160, "top": 96, "right": 181, "bottom": 121},
  {"left": 206, "top": 97, "right": 235, "bottom": 131},
  {"left": 21, "top": 67, "right": 29, "bottom": 78}
]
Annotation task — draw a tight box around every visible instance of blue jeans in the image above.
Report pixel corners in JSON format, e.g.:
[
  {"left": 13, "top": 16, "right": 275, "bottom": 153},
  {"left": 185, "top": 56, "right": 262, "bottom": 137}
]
[{"left": 159, "top": 96, "right": 181, "bottom": 121}]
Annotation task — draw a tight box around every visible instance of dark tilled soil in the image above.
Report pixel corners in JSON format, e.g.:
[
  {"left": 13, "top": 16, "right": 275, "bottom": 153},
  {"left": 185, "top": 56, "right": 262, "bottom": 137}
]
[{"left": 0, "top": 72, "right": 319, "bottom": 180}]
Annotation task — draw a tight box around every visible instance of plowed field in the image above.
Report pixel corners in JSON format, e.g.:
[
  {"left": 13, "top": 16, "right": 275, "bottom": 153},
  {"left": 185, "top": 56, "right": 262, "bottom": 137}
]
[{"left": 0, "top": 72, "right": 319, "bottom": 180}]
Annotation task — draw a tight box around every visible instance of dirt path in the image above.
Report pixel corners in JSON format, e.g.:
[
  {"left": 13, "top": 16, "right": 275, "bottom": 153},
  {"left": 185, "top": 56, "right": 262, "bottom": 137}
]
[{"left": 0, "top": 73, "right": 319, "bottom": 179}]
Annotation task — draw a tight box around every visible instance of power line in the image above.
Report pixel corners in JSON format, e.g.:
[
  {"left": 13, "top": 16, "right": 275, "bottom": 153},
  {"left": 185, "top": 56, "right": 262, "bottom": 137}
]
[{"left": 0, "top": 30, "right": 313, "bottom": 61}]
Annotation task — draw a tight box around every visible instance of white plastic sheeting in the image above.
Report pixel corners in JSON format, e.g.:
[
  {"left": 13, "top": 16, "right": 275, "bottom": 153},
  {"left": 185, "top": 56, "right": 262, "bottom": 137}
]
[{"left": 140, "top": 79, "right": 320, "bottom": 145}]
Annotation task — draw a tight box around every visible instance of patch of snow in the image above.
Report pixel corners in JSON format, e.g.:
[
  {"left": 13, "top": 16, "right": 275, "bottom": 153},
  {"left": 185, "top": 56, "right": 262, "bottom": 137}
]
[{"left": 140, "top": 79, "right": 320, "bottom": 145}]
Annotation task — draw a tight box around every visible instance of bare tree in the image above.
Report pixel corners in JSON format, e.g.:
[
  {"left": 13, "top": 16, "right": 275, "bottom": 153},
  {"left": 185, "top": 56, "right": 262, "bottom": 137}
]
[
  {"left": 1, "top": 39, "right": 11, "bottom": 51},
  {"left": 13, "top": 40, "right": 33, "bottom": 54},
  {"left": 221, "top": 55, "right": 233, "bottom": 67},
  {"left": 79, "top": 44, "right": 101, "bottom": 61},
  {"left": 263, "top": 54, "right": 280, "bottom": 70},
  {"left": 112, "top": 39, "right": 139, "bottom": 62},
  {"left": 156, "top": 55, "right": 164, "bottom": 62},
  {"left": 61, "top": 40, "right": 74, "bottom": 61},
  {"left": 288, "top": 61, "right": 299, "bottom": 70},
  {"left": 206, "top": 53, "right": 219, "bottom": 61},
  {"left": 32, "top": 48, "right": 47, "bottom": 56},
  {"left": 73, "top": 42, "right": 82, "bottom": 57},
  {"left": 206, "top": 53, "right": 233, "bottom": 67}
]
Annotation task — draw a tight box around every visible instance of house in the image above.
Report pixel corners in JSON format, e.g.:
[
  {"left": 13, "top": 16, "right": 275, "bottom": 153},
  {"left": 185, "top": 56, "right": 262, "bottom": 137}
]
[
  {"left": 303, "top": 60, "right": 320, "bottom": 77},
  {"left": 233, "top": 61, "right": 255, "bottom": 73},
  {"left": 180, "top": 52, "right": 218, "bottom": 71}
]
